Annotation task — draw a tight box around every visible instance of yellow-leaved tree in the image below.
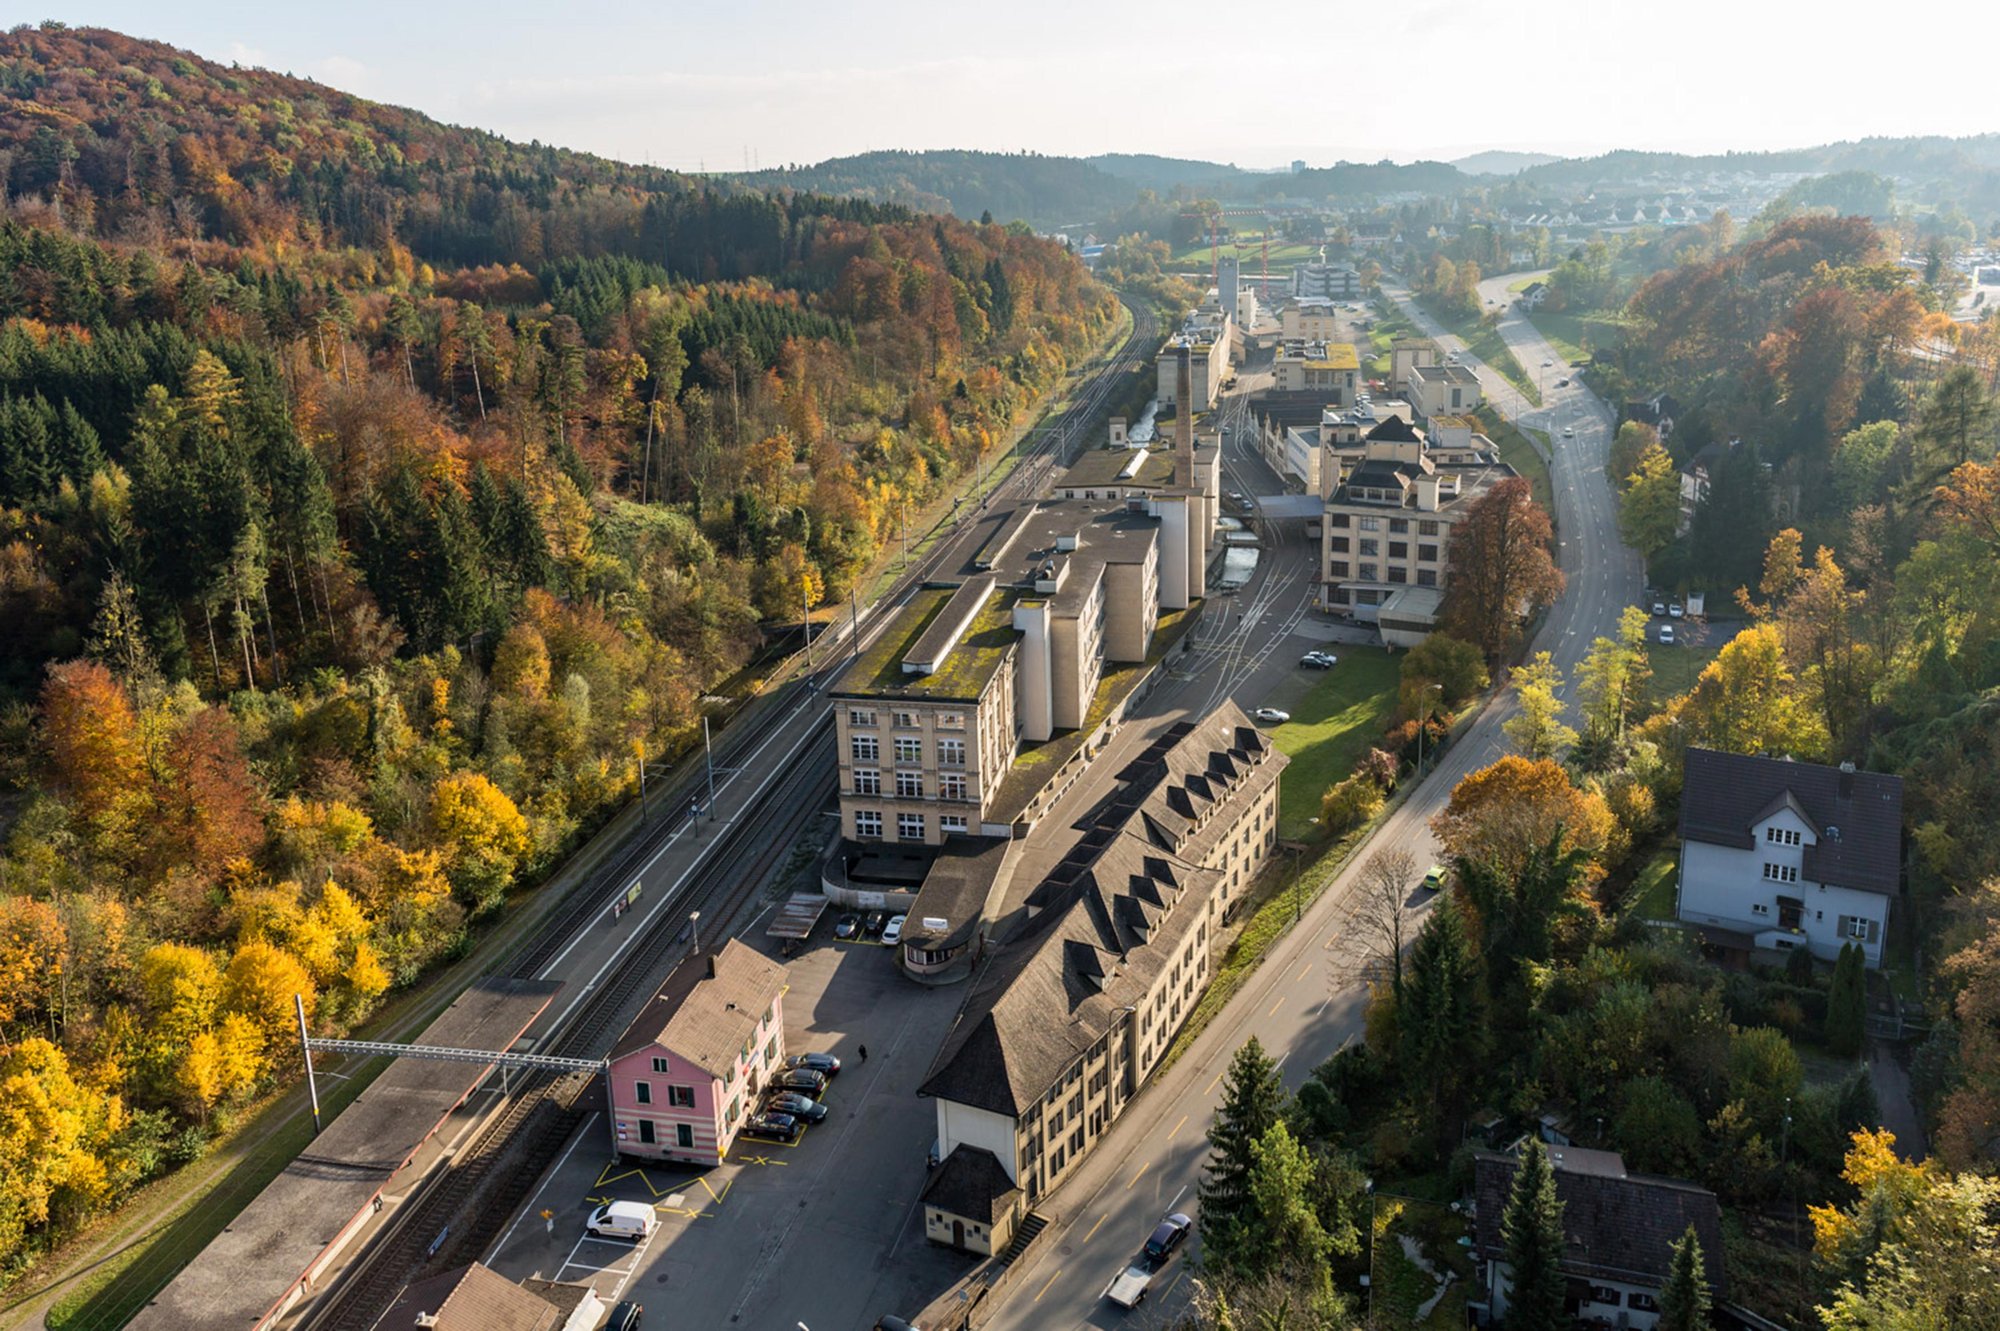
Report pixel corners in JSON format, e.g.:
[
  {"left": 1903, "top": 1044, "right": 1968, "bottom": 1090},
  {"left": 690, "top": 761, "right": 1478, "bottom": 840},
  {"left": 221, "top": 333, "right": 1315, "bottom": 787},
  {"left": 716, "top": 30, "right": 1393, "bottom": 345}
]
[{"left": 428, "top": 772, "right": 530, "bottom": 914}]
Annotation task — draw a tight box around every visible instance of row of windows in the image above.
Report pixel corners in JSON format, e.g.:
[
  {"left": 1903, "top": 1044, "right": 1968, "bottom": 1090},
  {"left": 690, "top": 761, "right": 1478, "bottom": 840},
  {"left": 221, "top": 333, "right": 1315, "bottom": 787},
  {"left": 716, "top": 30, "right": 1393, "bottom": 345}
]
[
  {"left": 851, "top": 736, "right": 967, "bottom": 766},
  {"left": 848, "top": 709, "right": 965, "bottom": 730},
  {"left": 1762, "top": 862, "right": 1800, "bottom": 883},
  {"left": 633, "top": 1119, "right": 696, "bottom": 1148},
  {"left": 1328, "top": 513, "right": 1440, "bottom": 535},
  {"left": 853, "top": 811, "right": 970, "bottom": 840},
  {"left": 1330, "top": 537, "right": 1441, "bottom": 562},
  {"left": 1765, "top": 826, "right": 1803, "bottom": 847},
  {"left": 1329, "top": 562, "right": 1439, "bottom": 587},
  {"left": 849, "top": 770, "right": 972, "bottom": 801}
]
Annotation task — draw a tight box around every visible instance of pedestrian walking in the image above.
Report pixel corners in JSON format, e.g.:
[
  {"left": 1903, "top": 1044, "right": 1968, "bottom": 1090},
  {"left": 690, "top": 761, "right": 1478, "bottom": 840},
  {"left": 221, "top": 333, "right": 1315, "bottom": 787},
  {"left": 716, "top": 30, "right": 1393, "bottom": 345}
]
[{"left": 858, "top": 1044, "right": 868, "bottom": 1063}]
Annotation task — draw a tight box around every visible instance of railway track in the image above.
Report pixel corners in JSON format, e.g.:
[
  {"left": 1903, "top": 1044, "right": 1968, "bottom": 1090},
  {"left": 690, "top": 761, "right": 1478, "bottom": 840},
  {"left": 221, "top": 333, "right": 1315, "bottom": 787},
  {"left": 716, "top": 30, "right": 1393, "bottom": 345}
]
[
  {"left": 303, "top": 293, "right": 1154, "bottom": 1329},
  {"left": 308, "top": 739, "right": 834, "bottom": 1330}
]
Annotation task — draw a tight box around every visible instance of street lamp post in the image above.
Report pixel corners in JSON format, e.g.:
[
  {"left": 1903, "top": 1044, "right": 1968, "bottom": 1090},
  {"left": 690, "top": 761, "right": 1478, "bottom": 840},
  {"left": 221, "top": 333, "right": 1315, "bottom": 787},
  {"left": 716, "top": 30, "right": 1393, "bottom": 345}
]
[{"left": 689, "top": 910, "right": 701, "bottom": 955}]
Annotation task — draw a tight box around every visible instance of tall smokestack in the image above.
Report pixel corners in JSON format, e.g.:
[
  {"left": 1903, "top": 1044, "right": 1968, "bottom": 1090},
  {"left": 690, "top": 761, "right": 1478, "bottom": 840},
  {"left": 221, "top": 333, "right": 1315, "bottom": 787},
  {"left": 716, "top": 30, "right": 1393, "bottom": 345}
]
[{"left": 1176, "top": 343, "right": 1195, "bottom": 482}]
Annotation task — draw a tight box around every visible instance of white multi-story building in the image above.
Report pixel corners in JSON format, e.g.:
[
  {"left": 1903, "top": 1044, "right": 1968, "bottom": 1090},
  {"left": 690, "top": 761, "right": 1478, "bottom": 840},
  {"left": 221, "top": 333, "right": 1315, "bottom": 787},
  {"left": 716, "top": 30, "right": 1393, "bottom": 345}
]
[{"left": 1676, "top": 748, "right": 1903, "bottom": 968}]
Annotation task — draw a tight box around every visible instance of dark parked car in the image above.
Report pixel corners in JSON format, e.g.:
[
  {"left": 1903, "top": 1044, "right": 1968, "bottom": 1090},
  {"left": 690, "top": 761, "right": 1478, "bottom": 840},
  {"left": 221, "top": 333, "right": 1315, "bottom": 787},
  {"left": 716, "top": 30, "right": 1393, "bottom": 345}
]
[
  {"left": 606, "top": 1302, "right": 644, "bottom": 1331},
  {"left": 765, "top": 1091, "right": 829, "bottom": 1123},
  {"left": 834, "top": 914, "right": 861, "bottom": 940},
  {"left": 1143, "top": 1212, "right": 1193, "bottom": 1267},
  {"left": 787, "top": 1051, "right": 842, "bottom": 1077},
  {"left": 864, "top": 910, "right": 888, "bottom": 937},
  {"left": 741, "top": 1111, "right": 800, "bottom": 1142},
  {"left": 772, "top": 1068, "right": 828, "bottom": 1095}
]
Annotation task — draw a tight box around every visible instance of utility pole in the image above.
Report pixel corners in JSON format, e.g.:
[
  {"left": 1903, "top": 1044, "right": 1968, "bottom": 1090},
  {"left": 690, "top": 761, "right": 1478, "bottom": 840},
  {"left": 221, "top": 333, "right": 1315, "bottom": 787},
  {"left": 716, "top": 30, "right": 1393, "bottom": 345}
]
[
  {"left": 295, "top": 994, "right": 321, "bottom": 1137},
  {"left": 702, "top": 715, "right": 717, "bottom": 821},
  {"left": 636, "top": 736, "right": 649, "bottom": 823},
  {"left": 850, "top": 588, "right": 861, "bottom": 661},
  {"left": 802, "top": 576, "right": 813, "bottom": 675}
]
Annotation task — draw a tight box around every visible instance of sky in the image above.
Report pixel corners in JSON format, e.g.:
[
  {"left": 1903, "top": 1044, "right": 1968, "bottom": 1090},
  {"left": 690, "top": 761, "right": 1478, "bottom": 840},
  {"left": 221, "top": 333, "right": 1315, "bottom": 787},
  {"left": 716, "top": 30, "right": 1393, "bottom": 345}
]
[{"left": 32, "top": 0, "right": 2000, "bottom": 171}]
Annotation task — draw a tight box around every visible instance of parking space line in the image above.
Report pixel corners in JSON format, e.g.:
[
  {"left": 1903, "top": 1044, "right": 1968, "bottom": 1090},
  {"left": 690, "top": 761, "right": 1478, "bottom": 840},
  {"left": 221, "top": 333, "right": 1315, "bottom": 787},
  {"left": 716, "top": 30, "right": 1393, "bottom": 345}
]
[
  {"left": 490, "top": 1111, "right": 599, "bottom": 1260},
  {"left": 1034, "top": 1269, "right": 1063, "bottom": 1301}
]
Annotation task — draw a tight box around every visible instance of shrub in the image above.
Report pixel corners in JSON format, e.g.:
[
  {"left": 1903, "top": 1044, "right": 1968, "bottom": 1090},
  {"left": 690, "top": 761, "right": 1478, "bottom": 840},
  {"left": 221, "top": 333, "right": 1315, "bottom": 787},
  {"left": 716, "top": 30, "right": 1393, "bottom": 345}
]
[{"left": 1320, "top": 774, "right": 1384, "bottom": 836}]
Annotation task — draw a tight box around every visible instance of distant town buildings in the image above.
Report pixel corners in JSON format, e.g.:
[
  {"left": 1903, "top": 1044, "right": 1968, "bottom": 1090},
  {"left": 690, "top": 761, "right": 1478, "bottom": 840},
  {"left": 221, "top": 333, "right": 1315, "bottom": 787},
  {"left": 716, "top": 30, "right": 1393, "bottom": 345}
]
[{"left": 1291, "top": 260, "right": 1362, "bottom": 301}]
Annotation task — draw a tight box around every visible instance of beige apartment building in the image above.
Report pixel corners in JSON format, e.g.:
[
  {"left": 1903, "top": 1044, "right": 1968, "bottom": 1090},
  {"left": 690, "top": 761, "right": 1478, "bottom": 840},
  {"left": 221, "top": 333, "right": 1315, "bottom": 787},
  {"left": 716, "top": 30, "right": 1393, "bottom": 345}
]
[
  {"left": 1407, "top": 361, "right": 1484, "bottom": 419},
  {"left": 1271, "top": 339, "right": 1361, "bottom": 401},
  {"left": 918, "top": 704, "right": 1287, "bottom": 1251},
  {"left": 1389, "top": 336, "right": 1440, "bottom": 394},
  {"left": 1321, "top": 417, "right": 1519, "bottom": 624},
  {"left": 831, "top": 579, "right": 1022, "bottom": 846},
  {"left": 1279, "top": 296, "right": 1346, "bottom": 342},
  {"left": 1155, "top": 322, "right": 1230, "bottom": 408}
]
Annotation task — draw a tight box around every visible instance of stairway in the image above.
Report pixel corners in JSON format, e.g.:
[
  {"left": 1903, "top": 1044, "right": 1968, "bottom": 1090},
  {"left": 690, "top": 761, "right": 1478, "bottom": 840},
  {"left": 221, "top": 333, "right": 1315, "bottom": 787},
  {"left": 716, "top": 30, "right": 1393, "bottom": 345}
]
[{"left": 997, "top": 1210, "right": 1050, "bottom": 1269}]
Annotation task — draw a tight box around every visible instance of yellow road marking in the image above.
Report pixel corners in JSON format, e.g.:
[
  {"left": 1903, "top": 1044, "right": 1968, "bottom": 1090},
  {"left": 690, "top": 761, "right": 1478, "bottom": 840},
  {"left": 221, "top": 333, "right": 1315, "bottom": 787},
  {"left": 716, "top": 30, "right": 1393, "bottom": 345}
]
[
  {"left": 1035, "top": 1270, "right": 1063, "bottom": 1301},
  {"left": 1126, "top": 1161, "right": 1149, "bottom": 1190},
  {"left": 1166, "top": 1271, "right": 1185, "bottom": 1297},
  {"left": 699, "top": 1176, "right": 729, "bottom": 1204},
  {"left": 1170, "top": 1114, "right": 1188, "bottom": 1138},
  {"left": 1268, "top": 996, "right": 1284, "bottom": 1016},
  {"left": 1085, "top": 1215, "right": 1107, "bottom": 1242},
  {"left": 1294, "top": 962, "right": 1312, "bottom": 982},
  {"left": 1205, "top": 1069, "right": 1225, "bottom": 1093}
]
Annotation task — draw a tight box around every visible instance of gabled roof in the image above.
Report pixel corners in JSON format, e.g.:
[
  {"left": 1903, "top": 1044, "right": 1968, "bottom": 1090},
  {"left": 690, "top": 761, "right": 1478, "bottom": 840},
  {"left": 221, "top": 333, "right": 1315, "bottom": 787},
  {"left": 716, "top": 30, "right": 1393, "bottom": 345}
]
[
  {"left": 610, "top": 938, "right": 788, "bottom": 1077},
  {"left": 920, "top": 703, "right": 1283, "bottom": 1118},
  {"left": 922, "top": 1145, "right": 1021, "bottom": 1224},
  {"left": 377, "top": 1262, "right": 560, "bottom": 1331},
  {"left": 1679, "top": 747, "right": 1903, "bottom": 895},
  {"left": 1473, "top": 1150, "right": 1726, "bottom": 1294},
  {"left": 1365, "top": 414, "right": 1424, "bottom": 444}
]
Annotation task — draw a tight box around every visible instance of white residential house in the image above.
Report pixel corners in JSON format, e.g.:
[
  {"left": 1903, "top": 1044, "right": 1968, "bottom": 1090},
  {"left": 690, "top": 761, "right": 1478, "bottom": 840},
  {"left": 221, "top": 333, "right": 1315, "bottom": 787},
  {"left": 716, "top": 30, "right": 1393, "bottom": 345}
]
[{"left": 1676, "top": 748, "right": 1904, "bottom": 968}]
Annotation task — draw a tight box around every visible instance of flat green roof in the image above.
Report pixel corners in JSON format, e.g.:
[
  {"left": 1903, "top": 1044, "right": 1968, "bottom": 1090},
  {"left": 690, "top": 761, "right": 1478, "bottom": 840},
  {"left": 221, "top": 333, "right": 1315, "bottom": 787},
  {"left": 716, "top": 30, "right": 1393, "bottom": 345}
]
[{"left": 833, "top": 584, "right": 1020, "bottom": 703}]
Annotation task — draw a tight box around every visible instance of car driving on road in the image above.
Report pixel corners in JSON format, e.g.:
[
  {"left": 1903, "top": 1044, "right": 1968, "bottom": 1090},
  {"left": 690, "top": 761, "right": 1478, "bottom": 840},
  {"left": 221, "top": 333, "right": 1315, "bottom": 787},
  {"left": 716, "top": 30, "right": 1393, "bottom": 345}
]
[
  {"left": 1143, "top": 1213, "right": 1193, "bottom": 1267},
  {"left": 1252, "top": 707, "right": 1290, "bottom": 723}
]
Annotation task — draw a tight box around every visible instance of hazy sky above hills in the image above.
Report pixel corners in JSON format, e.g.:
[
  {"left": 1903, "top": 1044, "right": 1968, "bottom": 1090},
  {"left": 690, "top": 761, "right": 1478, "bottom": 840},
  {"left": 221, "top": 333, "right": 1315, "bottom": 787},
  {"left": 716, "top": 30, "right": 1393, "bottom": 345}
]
[{"left": 36, "top": 0, "right": 2000, "bottom": 170}]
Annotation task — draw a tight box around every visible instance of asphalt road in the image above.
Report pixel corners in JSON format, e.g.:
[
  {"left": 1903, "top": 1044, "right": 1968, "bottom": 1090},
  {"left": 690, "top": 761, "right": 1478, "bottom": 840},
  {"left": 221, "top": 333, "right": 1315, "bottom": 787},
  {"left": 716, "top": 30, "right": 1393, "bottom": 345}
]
[{"left": 978, "top": 283, "right": 1642, "bottom": 1330}]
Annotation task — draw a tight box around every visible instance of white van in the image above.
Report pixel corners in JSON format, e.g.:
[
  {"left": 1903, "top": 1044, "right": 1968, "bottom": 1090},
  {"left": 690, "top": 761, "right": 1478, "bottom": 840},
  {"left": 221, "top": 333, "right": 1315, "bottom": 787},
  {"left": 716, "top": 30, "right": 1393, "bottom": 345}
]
[{"left": 587, "top": 1201, "right": 658, "bottom": 1240}]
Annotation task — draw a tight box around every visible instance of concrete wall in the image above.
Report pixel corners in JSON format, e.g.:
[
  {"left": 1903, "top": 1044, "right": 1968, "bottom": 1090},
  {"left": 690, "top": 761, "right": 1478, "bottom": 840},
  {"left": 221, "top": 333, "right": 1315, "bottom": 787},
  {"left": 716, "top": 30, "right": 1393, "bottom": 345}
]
[{"left": 936, "top": 1100, "right": 1021, "bottom": 1182}]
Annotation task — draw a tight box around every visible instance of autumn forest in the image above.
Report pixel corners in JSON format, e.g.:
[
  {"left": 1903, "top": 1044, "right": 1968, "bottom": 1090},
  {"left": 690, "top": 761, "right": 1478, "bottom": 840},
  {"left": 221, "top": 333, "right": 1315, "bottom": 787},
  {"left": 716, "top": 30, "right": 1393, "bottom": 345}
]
[{"left": 0, "top": 23, "right": 1116, "bottom": 1270}]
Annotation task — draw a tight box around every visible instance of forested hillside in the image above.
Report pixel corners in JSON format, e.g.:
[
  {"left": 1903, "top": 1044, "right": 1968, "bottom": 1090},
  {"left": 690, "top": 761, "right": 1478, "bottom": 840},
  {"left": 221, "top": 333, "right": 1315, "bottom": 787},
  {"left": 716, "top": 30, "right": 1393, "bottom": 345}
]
[
  {"left": 0, "top": 22, "right": 1115, "bottom": 1273},
  {"left": 1585, "top": 213, "right": 2000, "bottom": 1178}
]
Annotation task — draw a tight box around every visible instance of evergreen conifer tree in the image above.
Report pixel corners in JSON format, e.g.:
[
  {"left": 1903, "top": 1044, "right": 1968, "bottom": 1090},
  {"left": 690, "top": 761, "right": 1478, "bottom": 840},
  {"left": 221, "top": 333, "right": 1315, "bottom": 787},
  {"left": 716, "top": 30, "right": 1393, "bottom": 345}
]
[
  {"left": 1500, "top": 1139, "right": 1566, "bottom": 1331},
  {"left": 1199, "top": 1036, "right": 1285, "bottom": 1270},
  {"left": 1826, "top": 941, "right": 1867, "bottom": 1057},
  {"left": 1656, "top": 1224, "right": 1712, "bottom": 1331}
]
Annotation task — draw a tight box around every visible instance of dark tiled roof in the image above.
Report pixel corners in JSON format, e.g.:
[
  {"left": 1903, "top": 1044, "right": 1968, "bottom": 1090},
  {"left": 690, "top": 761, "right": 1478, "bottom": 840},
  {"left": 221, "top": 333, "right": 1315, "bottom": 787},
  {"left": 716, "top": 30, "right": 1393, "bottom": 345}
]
[
  {"left": 919, "top": 703, "right": 1284, "bottom": 1117},
  {"left": 1679, "top": 747, "right": 1903, "bottom": 895},
  {"left": 922, "top": 1145, "right": 1021, "bottom": 1223},
  {"left": 1473, "top": 1150, "right": 1725, "bottom": 1294},
  {"left": 377, "top": 1263, "right": 559, "bottom": 1331},
  {"left": 1365, "top": 414, "right": 1424, "bottom": 443}
]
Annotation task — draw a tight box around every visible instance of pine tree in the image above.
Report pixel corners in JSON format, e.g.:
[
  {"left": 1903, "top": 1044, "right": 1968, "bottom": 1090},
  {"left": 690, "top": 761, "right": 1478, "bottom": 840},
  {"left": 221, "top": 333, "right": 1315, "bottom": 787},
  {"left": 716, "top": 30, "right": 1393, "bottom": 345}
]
[
  {"left": 1501, "top": 1139, "right": 1567, "bottom": 1331},
  {"left": 1199, "top": 1036, "right": 1285, "bottom": 1270},
  {"left": 1656, "top": 1224, "right": 1712, "bottom": 1331},
  {"left": 1399, "top": 891, "right": 1484, "bottom": 1145},
  {"left": 1825, "top": 941, "right": 1867, "bottom": 1057}
]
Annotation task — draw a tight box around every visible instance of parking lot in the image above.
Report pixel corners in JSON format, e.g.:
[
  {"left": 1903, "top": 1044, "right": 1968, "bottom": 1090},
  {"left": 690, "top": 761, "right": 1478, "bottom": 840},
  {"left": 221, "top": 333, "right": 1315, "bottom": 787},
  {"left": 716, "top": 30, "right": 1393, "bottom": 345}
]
[{"left": 483, "top": 918, "right": 972, "bottom": 1328}]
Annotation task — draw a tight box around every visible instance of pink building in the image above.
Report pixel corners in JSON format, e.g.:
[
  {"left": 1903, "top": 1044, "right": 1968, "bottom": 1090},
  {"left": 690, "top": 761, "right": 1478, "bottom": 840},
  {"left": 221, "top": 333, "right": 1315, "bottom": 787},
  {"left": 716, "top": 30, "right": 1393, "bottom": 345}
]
[{"left": 607, "top": 939, "right": 789, "bottom": 1164}]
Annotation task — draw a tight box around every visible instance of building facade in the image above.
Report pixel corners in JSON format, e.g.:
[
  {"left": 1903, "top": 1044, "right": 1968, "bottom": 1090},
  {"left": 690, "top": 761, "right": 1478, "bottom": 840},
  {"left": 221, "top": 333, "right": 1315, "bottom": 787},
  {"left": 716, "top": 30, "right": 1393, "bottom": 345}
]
[
  {"left": 1271, "top": 339, "right": 1360, "bottom": 401},
  {"left": 1279, "top": 297, "right": 1346, "bottom": 342},
  {"left": 1320, "top": 417, "right": 1518, "bottom": 619},
  {"left": 607, "top": 941, "right": 790, "bottom": 1164},
  {"left": 918, "top": 706, "right": 1286, "bottom": 1250},
  {"left": 1676, "top": 747, "right": 1904, "bottom": 967},
  {"left": 1389, "top": 337, "right": 1439, "bottom": 394},
  {"left": 1406, "top": 362, "right": 1484, "bottom": 419},
  {"left": 1291, "top": 261, "right": 1362, "bottom": 300}
]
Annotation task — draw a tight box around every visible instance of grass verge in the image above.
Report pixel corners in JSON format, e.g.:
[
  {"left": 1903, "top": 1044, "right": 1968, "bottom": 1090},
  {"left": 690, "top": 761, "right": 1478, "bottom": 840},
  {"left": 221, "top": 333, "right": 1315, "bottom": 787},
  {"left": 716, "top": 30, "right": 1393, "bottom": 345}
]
[
  {"left": 1621, "top": 844, "right": 1679, "bottom": 920},
  {"left": 1473, "top": 406, "right": 1551, "bottom": 511},
  {"left": 1266, "top": 648, "right": 1402, "bottom": 839},
  {"left": 1645, "top": 637, "right": 1720, "bottom": 701}
]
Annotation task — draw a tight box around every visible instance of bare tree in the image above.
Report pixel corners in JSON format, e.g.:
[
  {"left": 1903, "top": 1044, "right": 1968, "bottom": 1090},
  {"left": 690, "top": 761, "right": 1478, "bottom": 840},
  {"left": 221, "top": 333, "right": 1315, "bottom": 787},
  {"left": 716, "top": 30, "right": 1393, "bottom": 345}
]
[{"left": 1352, "top": 847, "right": 1419, "bottom": 998}]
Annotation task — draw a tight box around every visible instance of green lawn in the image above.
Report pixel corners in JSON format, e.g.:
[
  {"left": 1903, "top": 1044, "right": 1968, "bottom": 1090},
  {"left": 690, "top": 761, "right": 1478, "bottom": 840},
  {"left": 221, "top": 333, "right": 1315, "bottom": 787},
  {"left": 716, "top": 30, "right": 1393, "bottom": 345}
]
[
  {"left": 1645, "top": 637, "right": 1719, "bottom": 701},
  {"left": 1521, "top": 308, "right": 1590, "bottom": 366},
  {"left": 1267, "top": 647, "right": 1401, "bottom": 839},
  {"left": 1474, "top": 406, "right": 1552, "bottom": 511},
  {"left": 1623, "top": 843, "right": 1680, "bottom": 920},
  {"left": 1371, "top": 1197, "right": 1474, "bottom": 1330}
]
